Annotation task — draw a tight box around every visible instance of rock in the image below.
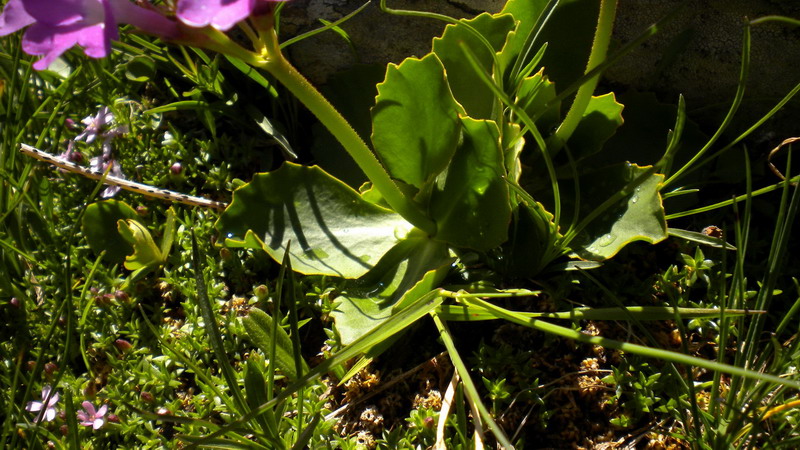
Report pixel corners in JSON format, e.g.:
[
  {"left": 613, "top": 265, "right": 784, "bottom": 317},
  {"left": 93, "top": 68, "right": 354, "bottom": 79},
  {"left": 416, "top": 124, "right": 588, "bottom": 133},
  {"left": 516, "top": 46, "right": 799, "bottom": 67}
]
[
  {"left": 279, "top": 0, "right": 800, "bottom": 135},
  {"left": 280, "top": 0, "right": 505, "bottom": 84}
]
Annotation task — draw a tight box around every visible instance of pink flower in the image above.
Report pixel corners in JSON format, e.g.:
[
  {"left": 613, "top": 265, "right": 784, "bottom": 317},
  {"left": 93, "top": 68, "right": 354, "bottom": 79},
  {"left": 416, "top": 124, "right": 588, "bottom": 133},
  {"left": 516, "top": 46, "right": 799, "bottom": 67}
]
[
  {"left": 77, "top": 401, "right": 108, "bottom": 430},
  {"left": 25, "top": 385, "right": 59, "bottom": 423},
  {"left": 0, "top": 0, "right": 179, "bottom": 70},
  {"left": 176, "top": 0, "right": 286, "bottom": 31}
]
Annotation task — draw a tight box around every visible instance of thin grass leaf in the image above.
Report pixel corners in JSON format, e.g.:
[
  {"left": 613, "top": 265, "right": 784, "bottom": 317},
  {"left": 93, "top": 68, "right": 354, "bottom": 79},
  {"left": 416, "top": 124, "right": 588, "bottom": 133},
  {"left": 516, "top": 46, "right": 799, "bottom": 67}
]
[
  {"left": 667, "top": 227, "right": 736, "bottom": 250},
  {"left": 437, "top": 304, "right": 760, "bottom": 322},
  {"left": 431, "top": 313, "right": 513, "bottom": 449},
  {"left": 460, "top": 296, "right": 800, "bottom": 390},
  {"left": 190, "top": 229, "right": 250, "bottom": 415}
]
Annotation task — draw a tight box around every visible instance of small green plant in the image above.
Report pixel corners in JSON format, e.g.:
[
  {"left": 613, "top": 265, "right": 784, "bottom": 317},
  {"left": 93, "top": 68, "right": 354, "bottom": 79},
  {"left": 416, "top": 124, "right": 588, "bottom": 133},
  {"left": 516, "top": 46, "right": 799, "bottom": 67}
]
[{"left": 3, "top": 0, "right": 800, "bottom": 448}]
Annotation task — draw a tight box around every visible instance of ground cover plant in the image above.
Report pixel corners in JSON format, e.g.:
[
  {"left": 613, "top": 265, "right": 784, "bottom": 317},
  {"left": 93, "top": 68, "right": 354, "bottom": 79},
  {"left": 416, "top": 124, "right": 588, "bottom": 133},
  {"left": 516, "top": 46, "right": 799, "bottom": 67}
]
[{"left": 1, "top": 0, "right": 800, "bottom": 447}]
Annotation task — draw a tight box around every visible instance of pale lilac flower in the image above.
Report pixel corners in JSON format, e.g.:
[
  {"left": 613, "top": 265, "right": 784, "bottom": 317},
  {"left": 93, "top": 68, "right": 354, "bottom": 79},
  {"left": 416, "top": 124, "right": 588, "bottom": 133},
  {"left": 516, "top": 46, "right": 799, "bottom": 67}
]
[
  {"left": 25, "top": 385, "right": 59, "bottom": 423},
  {"left": 75, "top": 106, "right": 115, "bottom": 144},
  {"left": 90, "top": 156, "right": 125, "bottom": 197},
  {"left": 76, "top": 106, "right": 129, "bottom": 163},
  {"left": 176, "top": 0, "right": 286, "bottom": 31},
  {"left": 0, "top": 0, "right": 179, "bottom": 70},
  {"left": 77, "top": 401, "right": 108, "bottom": 430}
]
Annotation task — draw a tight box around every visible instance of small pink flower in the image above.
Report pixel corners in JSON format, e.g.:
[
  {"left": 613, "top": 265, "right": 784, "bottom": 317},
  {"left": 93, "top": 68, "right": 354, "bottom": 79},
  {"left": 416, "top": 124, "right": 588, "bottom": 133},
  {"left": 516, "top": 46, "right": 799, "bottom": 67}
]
[
  {"left": 25, "top": 385, "right": 59, "bottom": 423},
  {"left": 77, "top": 401, "right": 108, "bottom": 430}
]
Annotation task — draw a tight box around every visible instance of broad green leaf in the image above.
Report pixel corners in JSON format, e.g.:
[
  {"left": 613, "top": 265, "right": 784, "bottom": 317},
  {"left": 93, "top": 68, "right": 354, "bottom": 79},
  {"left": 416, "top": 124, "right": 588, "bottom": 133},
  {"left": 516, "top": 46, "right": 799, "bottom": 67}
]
[
  {"left": 216, "top": 163, "right": 412, "bottom": 278},
  {"left": 242, "top": 308, "right": 308, "bottom": 380},
  {"left": 117, "top": 219, "right": 163, "bottom": 271},
  {"left": 568, "top": 93, "right": 624, "bottom": 160},
  {"left": 331, "top": 237, "right": 451, "bottom": 345},
  {"left": 570, "top": 163, "right": 667, "bottom": 261},
  {"left": 371, "top": 54, "right": 463, "bottom": 188},
  {"left": 430, "top": 117, "right": 510, "bottom": 250},
  {"left": 82, "top": 200, "right": 138, "bottom": 263},
  {"left": 433, "top": 13, "right": 516, "bottom": 119}
]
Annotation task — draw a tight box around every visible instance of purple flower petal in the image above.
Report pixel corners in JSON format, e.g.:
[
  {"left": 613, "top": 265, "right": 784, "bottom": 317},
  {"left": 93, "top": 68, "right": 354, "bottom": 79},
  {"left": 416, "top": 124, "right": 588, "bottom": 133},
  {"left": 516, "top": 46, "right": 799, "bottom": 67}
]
[
  {"left": 6, "top": 0, "right": 178, "bottom": 70},
  {"left": 23, "top": 23, "right": 86, "bottom": 70},
  {"left": 26, "top": 386, "right": 59, "bottom": 423},
  {"left": 78, "top": 401, "right": 108, "bottom": 429},
  {"left": 21, "top": 0, "right": 89, "bottom": 26},
  {"left": 177, "top": 0, "right": 256, "bottom": 31},
  {"left": 25, "top": 401, "right": 43, "bottom": 412},
  {"left": 0, "top": 0, "right": 35, "bottom": 36}
]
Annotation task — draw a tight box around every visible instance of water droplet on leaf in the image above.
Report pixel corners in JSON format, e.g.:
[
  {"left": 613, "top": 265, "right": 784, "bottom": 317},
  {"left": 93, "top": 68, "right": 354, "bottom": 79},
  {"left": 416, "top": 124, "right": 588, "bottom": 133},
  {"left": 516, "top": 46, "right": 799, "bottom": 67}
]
[{"left": 598, "top": 233, "right": 615, "bottom": 247}]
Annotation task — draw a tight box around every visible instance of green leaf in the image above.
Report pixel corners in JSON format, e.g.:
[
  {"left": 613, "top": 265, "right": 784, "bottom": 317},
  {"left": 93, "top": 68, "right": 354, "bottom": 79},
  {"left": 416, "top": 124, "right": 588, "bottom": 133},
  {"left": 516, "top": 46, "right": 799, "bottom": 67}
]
[
  {"left": 433, "top": 12, "right": 516, "bottom": 119},
  {"left": 216, "top": 163, "right": 412, "bottom": 278},
  {"left": 501, "top": 199, "right": 563, "bottom": 276},
  {"left": 430, "top": 117, "right": 510, "bottom": 250},
  {"left": 246, "top": 104, "right": 297, "bottom": 160},
  {"left": 331, "top": 237, "right": 451, "bottom": 345},
  {"left": 570, "top": 163, "right": 668, "bottom": 261},
  {"left": 515, "top": 69, "right": 560, "bottom": 132},
  {"left": 116, "top": 219, "right": 164, "bottom": 271},
  {"left": 568, "top": 93, "right": 624, "bottom": 160},
  {"left": 81, "top": 200, "right": 138, "bottom": 263},
  {"left": 498, "top": 0, "right": 549, "bottom": 76},
  {"left": 125, "top": 55, "right": 156, "bottom": 82},
  {"left": 667, "top": 228, "right": 736, "bottom": 250},
  {"left": 159, "top": 207, "right": 177, "bottom": 261},
  {"left": 371, "top": 53, "right": 463, "bottom": 188},
  {"left": 242, "top": 308, "right": 308, "bottom": 380}
]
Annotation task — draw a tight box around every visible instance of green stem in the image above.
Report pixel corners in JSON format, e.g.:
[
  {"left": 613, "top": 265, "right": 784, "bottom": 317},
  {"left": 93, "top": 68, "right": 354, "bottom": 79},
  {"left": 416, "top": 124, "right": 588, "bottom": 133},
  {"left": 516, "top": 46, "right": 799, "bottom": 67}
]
[
  {"left": 257, "top": 30, "right": 436, "bottom": 235},
  {"left": 548, "top": 0, "right": 617, "bottom": 154}
]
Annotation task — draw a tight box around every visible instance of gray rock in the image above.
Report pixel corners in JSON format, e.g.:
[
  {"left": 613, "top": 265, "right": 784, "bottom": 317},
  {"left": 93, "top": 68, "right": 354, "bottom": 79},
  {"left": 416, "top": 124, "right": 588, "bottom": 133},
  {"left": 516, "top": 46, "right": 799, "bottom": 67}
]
[
  {"left": 279, "top": 0, "right": 505, "bottom": 84},
  {"left": 279, "top": 0, "right": 800, "bottom": 134}
]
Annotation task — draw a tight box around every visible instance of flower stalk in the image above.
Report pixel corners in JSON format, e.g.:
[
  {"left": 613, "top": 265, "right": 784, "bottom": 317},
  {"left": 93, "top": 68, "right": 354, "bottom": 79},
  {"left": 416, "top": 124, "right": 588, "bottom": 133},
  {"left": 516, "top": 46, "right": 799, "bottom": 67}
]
[
  {"left": 548, "top": 0, "right": 618, "bottom": 155},
  {"left": 256, "top": 27, "right": 436, "bottom": 235}
]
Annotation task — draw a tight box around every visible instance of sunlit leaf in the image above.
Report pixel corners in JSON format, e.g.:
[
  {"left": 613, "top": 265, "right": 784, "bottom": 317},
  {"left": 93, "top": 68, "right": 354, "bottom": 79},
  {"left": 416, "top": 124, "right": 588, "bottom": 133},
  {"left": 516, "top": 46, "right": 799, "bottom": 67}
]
[
  {"left": 242, "top": 309, "right": 308, "bottom": 380},
  {"left": 331, "top": 237, "right": 450, "bottom": 345},
  {"left": 117, "top": 219, "right": 163, "bottom": 271},
  {"left": 430, "top": 117, "right": 510, "bottom": 250},
  {"left": 216, "top": 163, "right": 412, "bottom": 278},
  {"left": 570, "top": 163, "right": 667, "bottom": 261},
  {"left": 371, "top": 54, "right": 463, "bottom": 188},
  {"left": 433, "top": 12, "right": 516, "bottom": 119},
  {"left": 82, "top": 200, "right": 138, "bottom": 264}
]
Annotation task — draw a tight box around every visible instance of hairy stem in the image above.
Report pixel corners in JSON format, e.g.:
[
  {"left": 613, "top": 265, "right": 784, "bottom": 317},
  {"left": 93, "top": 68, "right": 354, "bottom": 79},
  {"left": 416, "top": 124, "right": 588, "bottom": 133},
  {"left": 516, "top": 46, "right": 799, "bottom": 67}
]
[{"left": 549, "top": 0, "right": 618, "bottom": 154}]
